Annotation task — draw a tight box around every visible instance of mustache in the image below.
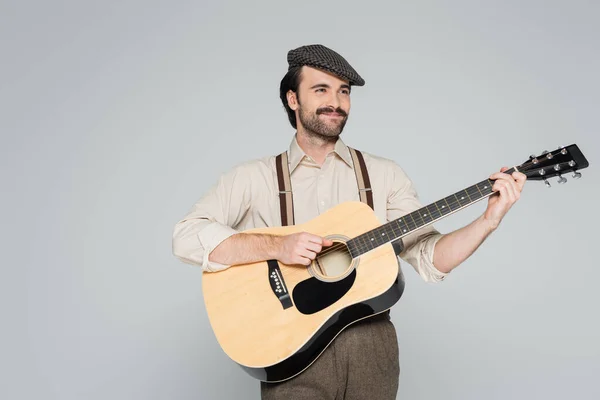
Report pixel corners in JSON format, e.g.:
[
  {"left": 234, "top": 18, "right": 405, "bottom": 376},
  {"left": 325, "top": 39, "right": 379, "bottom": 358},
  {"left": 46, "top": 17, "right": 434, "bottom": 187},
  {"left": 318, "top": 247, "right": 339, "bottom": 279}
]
[{"left": 316, "top": 107, "right": 347, "bottom": 117}]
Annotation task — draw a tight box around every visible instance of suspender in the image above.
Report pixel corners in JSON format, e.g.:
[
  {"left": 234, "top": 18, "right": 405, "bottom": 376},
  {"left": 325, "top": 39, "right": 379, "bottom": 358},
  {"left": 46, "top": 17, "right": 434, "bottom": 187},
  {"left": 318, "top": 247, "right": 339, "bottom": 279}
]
[
  {"left": 275, "top": 152, "right": 295, "bottom": 226},
  {"left": 348, "top": 148, "right": 374, "bottom": 211},
  {"left": 275, "top": 147, "right": 373, "bottom": 227}
]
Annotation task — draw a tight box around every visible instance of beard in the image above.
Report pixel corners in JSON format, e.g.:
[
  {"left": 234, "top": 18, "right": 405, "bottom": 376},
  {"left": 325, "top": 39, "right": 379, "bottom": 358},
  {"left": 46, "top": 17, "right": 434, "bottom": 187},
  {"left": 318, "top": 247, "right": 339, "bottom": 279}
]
[{"left": 297, "top": 104, "right": 349, "bottom": 141}]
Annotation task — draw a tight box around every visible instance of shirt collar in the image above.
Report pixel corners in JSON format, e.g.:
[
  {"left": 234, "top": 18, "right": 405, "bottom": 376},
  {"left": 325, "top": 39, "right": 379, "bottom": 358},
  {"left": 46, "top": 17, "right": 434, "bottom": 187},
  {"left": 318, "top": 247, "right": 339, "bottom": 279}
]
[{"left": 288, "top": 135, "right": 354, "bottom": 172}]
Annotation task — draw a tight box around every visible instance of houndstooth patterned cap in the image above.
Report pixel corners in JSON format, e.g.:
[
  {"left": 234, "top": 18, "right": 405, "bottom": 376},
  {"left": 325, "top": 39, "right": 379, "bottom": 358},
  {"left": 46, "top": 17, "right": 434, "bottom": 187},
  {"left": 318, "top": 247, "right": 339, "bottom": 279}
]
[{"left": 287, "top": 44, "right": 365, "bottom": 86}]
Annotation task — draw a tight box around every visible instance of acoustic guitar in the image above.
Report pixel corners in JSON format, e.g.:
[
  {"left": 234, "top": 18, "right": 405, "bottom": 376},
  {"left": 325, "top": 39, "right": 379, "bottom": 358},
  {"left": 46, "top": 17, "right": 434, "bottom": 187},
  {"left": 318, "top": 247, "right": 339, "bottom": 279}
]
[{"left": 202, "top": 145, "right": 589, "bottom": 382}]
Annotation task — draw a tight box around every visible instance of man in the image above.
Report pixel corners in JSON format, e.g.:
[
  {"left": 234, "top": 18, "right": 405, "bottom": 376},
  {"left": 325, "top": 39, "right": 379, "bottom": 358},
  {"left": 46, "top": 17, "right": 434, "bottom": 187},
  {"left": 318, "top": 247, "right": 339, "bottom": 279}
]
[{"left": 172, "top": 44, "right": 526, "bottom": 399}]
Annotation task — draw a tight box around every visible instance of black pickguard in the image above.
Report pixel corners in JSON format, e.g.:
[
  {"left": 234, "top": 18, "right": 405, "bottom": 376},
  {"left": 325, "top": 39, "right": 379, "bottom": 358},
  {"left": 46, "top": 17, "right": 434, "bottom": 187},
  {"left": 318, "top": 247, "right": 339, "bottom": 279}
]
[{"left": 292, "top": 271, "right": 356, "bottom": 315}]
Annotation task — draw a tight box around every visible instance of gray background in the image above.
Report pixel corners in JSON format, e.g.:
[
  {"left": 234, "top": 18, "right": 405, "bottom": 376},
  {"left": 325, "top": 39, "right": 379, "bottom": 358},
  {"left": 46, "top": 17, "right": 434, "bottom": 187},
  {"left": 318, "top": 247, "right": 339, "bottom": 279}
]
[{"left": 2, "top": 0, "right": 598, "bottom": 399}]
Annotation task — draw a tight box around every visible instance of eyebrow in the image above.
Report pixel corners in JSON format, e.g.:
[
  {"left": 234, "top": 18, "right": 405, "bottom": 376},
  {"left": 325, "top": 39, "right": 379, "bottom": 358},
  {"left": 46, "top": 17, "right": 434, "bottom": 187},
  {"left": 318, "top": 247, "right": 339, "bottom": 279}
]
[{"left": 310, "top": 83, "right": 351, "bottom": 92}]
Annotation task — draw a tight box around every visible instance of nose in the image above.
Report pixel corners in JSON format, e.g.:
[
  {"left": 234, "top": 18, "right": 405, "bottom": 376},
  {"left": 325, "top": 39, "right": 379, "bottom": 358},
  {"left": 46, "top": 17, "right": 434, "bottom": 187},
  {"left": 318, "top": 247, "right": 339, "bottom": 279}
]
[{"left": 328, "top": 92, "right": 341, "bottom": 110}]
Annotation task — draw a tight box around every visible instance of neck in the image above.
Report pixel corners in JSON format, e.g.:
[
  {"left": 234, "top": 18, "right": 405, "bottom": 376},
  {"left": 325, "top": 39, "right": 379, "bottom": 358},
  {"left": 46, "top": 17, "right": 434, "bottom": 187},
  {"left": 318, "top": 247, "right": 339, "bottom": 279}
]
[
  {"left": 295, "top": 130, "right": 337, "bottom": 165},
  {"left": 345, "top": 171, "right": 511, "bottom": 258}
]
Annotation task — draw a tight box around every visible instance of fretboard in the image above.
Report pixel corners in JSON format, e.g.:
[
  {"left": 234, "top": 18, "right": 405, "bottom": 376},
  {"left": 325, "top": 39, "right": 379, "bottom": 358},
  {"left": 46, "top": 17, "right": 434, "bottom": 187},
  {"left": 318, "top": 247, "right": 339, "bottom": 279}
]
[{"left": 346, "top": 172, "right": 507, "bottom": 258}]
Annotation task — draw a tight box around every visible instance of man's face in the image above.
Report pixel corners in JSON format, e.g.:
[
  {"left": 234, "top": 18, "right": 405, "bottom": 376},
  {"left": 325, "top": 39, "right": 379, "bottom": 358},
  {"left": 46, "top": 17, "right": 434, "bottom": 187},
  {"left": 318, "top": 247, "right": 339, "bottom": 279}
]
[{"left": 291, "top": 66, "right": 351, "bottom": 139}]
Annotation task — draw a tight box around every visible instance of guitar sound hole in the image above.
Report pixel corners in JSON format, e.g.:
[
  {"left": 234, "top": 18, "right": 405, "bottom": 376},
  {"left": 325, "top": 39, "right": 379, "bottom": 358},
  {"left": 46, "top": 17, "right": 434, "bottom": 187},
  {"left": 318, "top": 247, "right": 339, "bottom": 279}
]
[{"left": 313, "top": 241, "right": 354, "bottom": 281}]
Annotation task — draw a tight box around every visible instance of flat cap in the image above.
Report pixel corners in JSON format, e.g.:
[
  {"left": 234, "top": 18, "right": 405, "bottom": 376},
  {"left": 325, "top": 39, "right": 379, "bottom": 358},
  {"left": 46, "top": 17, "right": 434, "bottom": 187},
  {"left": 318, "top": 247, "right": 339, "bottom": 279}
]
[{"left": 287, "top": 44, "right": 365, "bottom": 86}]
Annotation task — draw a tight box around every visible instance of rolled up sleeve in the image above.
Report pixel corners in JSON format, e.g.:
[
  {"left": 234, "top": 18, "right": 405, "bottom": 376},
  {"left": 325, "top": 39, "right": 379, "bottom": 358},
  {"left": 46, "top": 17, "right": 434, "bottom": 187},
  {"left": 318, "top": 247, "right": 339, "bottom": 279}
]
[
  {"left": 172, "top": 165, "right": 252, "bottom": 272},
  {"left": 386, "top": 162, "right": 448, "bottom": 283}
]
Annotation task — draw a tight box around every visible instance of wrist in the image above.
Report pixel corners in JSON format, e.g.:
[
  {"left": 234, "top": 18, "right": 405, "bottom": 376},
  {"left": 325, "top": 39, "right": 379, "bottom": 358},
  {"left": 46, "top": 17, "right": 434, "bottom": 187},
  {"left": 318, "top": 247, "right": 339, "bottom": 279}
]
[
  {"left": 265, "top": 234, "right": 283, "bottom": 260},
  {"left": 479, "top": 214, "right": 499, "bottom": 233}
]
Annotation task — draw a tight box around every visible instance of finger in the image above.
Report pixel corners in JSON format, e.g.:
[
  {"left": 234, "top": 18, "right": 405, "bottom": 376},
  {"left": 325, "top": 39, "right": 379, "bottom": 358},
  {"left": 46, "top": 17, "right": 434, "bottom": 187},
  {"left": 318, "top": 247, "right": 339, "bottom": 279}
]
[
  {"left": 295, "top": 256, "right": 312, "bottom": 266},
  {"left": 493, "top": 172, "right": 524, "bottom": 197},
  {"left": 500, "top": 166, "right": 509, "bottom": 173},
  {"left": 306, "top": 234, "right": 332, "bottom": 246},
  {"left": 506, "top": 176, "right": 521, "bottom": 199},
  {"left": 322, "top": 238, "right": 334, "bottom": 247},
  {"left": 490, "top": 171, "right": 512, "bottom": 181},
  {"left": 299, "top": 249, "right": 317, "bottom": 260},
  {"left": 492, "top": 178, "right": 508, "bottom": 192},
  {"left": 494, "top": 180, "right": 516, "bottom": 203},
  {"left": 306, "top": 242, "right": 322, "bottom": 253},
  {"left": 493, "top": 180, "right": 512, "bottom": 199},
  {"left": 512, "top": 171, "right": 527, "bottom": 189}
]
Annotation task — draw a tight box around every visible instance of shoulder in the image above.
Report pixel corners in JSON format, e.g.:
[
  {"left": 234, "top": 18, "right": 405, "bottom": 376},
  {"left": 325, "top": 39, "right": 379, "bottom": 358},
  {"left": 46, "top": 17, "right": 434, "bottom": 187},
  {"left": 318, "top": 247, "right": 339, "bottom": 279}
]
[
  {"left": 217, "top": 155, "right": 278, "bottom": 186},
  {"left": 352, "top": 149, "right": 415, "bottom": 195},
  {"left": 354, "top": 149, "right": 408, "bottom": 176}
]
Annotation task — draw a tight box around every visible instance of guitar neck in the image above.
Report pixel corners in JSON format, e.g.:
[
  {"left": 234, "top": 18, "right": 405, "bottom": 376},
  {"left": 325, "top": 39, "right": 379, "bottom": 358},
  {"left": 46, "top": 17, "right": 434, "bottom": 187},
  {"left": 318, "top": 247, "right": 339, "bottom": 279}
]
[{"left": 346, "top": 169, "right": 515, "bottom": 258}]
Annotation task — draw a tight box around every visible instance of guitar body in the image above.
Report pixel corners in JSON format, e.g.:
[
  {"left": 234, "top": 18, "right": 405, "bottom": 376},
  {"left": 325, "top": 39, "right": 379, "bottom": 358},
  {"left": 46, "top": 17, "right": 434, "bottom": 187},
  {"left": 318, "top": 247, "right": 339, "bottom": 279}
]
[{"left": 202, "top": 201, "right": 405, "bottom": 382}]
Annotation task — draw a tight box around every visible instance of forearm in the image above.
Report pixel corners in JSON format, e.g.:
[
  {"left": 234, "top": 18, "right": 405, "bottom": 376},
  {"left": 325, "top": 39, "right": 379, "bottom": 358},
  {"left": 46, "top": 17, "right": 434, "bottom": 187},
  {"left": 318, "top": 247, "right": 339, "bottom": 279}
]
[
  {"left": 209, "top": 233, "right": 282, "bottom": 266},
  {"left": 433, "top": 215, "right": 496, "bottom": 273}
]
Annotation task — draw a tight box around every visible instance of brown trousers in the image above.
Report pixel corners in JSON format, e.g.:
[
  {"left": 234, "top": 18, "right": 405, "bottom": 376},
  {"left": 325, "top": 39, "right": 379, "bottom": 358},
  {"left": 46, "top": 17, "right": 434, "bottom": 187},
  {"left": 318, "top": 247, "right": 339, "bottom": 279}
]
[{"left": 260, "top": 314, "right": 400, "bottom": 400}]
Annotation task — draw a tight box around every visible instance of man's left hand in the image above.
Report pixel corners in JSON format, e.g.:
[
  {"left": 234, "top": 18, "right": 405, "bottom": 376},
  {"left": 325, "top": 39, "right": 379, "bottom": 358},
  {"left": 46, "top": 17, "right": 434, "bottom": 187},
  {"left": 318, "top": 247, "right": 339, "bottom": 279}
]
[{"left": 484, "top": 167, "right": 527, "bottom": 230}]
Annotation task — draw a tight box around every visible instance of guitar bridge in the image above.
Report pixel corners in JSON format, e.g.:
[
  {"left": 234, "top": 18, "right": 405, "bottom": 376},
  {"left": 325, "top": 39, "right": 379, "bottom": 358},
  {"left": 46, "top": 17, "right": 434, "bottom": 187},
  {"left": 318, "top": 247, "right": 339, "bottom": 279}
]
[{"left": 267, "top": 260, "right": 293, "bottom": 309}]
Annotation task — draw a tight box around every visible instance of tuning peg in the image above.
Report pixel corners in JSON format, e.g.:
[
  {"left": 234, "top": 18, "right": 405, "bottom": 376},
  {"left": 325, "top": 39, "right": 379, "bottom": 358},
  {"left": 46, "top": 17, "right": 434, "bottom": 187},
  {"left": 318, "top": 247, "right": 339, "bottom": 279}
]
[
  {"left": 544, "top": 179, "right": 551, "bottom": 188},
  {"left": 541, "top": 150, "right": 549, "bottom": 155},
  {"left": 557, "top": 174, "right": 567, "bottom": 184},
  {"left": 572, "top": 172, "right": 582, "bottom": 179}
]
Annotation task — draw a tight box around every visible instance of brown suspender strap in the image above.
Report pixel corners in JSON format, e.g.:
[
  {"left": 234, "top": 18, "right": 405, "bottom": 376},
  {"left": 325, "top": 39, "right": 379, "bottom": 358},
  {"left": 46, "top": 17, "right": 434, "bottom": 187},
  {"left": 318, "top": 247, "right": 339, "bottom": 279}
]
[
  {"left": 348, "top": 147, "right": 374, "bottom": 210},
  {"left": 275, "top": 152, "right": 295, "bottom": 227}
]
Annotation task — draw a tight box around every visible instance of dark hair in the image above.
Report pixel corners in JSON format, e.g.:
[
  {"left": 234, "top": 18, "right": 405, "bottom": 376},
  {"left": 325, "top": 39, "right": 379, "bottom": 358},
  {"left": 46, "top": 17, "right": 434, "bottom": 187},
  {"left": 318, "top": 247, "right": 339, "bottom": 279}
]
[{"left": 279, "top": 66, "right": 303, "bottom": 128}]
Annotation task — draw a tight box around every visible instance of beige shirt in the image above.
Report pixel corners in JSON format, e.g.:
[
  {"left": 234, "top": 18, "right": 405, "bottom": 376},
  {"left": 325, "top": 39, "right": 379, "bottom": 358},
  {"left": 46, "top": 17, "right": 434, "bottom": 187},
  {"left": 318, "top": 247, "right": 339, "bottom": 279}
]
[{"left": 172, "top": 136, "right": 448, "bottom": 283}]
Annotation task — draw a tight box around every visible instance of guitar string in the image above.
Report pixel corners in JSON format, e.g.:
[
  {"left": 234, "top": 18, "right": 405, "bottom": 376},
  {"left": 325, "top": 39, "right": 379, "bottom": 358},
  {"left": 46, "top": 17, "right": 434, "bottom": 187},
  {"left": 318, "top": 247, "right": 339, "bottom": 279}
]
[
  {"left": 318, "top": 187, "right": 498, "bottom": 258},
  {"left": 313, "top": 157, "right": 569, "bottom": 258},
  {"left": 316, "top": 191, "right": 490, "bottom": 258}
]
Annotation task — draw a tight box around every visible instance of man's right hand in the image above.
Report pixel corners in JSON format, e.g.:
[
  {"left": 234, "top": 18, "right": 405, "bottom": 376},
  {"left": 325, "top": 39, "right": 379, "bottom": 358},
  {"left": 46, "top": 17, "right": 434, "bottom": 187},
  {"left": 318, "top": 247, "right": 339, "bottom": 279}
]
[{"left": 275, "top": 232, "right": 334, "bottom": 266}]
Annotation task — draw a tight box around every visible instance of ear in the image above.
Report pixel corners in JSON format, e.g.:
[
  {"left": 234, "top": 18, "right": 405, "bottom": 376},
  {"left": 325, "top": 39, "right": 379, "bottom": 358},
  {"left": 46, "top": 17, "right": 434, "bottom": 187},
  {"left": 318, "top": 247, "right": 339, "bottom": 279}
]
[{"left": 286, "top": 90, "right": 298, "bottom": 111}]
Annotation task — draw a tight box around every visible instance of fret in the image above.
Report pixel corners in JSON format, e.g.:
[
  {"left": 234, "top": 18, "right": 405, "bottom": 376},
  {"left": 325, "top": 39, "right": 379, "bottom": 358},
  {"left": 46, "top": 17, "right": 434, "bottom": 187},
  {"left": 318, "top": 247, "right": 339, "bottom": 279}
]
[
  {"left": 441, "top": 197, "right": 454, "bottom": 212},
  {"left": 446, "top": 195, "right": 459, "bottom": 211},
  {"left": 376, "top": 227, "right": 387, "bottom": 246},
  {"left": 415, "top": 207, "right": 433, "bottom": 224},
  {"left": 465, "top": 185, "right": 479, "bottom": 201},
  {"left": 440, "top": 199, "right": 451, "bottom": 214},
  {"left": 412, "top": 210, "right": 426, "bottom": 226},
  {"left": 425, "top": 204, "right": 440, "bottom": 221},
  {"left": 366, "top": 230, "right": 378, "bottom": 249},
  {"left": 387, "top": 225, "right": 396, "bottom": 241},
  {"left": 407, "top": 212, "right": 418, "bottom": 230},
  {"left": 454, "top": 191, "right": 469, "bottom": 208},
  {"left": 427, "top": 203, "right": 441, "bottom": 220},
  {"left": 387, "top": 224, "right": 396, "bottom": 236},
  {"left": 395, "top": 219, "right": 405, "bottom": 235},
  {"left": 358, "top": 234, "right": 370, "bottom": 253},
  {"left": 481, "top": 179, "right": 493, "bottom": 194},
  {"left": 452, "top": 193, "right": 461, "bottom": 208},
  {"left": 376, "top": 226, "right": 388, "bottom": 246},
  {"left": 392, "top": 222, "right": 401, "bottom": 239},
  {"left": 433, "top": 201, "right": 445, "bottom": 218},
  {"left": 474, "top": 182, "right": 484, "bottom": 197},
  {"left": 464, "top": 187, "right": 473, "bottom": 202},
  {"left": 397, "top": 219, "right": 409, "bottom": 235},
  {"left": 348, "top": 240, "right": 359, "bottom": 258},
  {"left": 389, "top": 221, "right": 399, "bottom": 238}
]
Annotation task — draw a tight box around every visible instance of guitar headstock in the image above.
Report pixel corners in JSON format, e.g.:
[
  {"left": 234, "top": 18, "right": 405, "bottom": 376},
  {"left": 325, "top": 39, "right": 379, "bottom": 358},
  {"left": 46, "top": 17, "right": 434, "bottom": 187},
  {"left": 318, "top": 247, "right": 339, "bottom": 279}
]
[{"left": 517, "top": 144, "right": 589, "bottom": 186}]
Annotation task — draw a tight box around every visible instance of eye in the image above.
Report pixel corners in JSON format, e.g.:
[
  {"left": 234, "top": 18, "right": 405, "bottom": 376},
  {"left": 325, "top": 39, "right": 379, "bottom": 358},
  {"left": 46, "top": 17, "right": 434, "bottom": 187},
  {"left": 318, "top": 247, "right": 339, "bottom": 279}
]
[
  {"left": 340, "top": 89, "right": 350, "bottom": 95},
  {"left": 315, "top": 88, "right": 326, "bottom": 93}
]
